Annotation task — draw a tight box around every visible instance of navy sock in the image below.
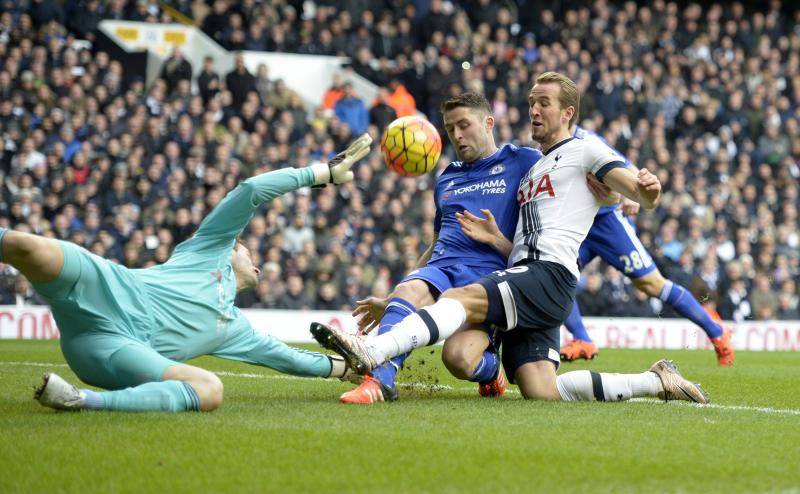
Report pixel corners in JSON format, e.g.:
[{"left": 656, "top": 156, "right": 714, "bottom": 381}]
[
  {"left": 371, "top": 297, "right": 416, "bottom": 387},
  {"left": 468, "top": 350, "right": 499, "bottom": 383},
  {"left": 564, "top": 302, "right": 593, "bottom": 342},
  {"left": 660, "top": 280, "right": 723, "bottom": 339}
]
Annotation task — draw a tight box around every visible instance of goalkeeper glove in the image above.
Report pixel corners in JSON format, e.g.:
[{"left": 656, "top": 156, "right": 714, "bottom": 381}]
[{"left": 310, "top": 133, "right": 373, "bottom": 187}]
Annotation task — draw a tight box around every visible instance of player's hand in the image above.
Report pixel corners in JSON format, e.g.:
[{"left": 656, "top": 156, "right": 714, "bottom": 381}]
[
  {"left": 352, "top": 295, "right": 389, "bottom": 334},
  {"left": 586, "top": 173, "right": 613, "bottom": 202},
  {"left": 636, "top": 168, "right": 661, "bottom": 208},
  {"left": 618, "top": 197, "right": 641, "bottom": 217},
  {"left": 456, "top": 209, "right": 501, "bottom": 245},
  {"left": 311, "top": 133, "right": 373, "bottom": 186}
]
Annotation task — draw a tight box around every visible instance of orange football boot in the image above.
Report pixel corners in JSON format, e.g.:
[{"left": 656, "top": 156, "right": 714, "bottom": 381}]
[
  {"left": 559, "top": 339, "right": 599, "bottom": 361},
  {"left": 478, "top": 367, "right": 507, "bottom": 398},
  {"left": 711, "top": 328, "right": 734, "bottom": 367},
  {"left": 339, "top": 375, "right": 398, "bottom": 404}
]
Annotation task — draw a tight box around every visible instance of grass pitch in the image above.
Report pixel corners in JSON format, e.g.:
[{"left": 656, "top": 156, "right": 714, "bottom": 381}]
[{"left": 1, "top": 340, "right": 799, "bottom": 493}]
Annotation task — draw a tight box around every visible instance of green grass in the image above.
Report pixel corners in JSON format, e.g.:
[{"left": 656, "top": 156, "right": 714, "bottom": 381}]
[{"left": 1, "top": 341, "right": 799, "bottom": 493}]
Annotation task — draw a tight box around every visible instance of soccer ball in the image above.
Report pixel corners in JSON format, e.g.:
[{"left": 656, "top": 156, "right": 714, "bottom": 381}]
[{"left": 380, "top": 116, "right": 442, "bottom": 177}]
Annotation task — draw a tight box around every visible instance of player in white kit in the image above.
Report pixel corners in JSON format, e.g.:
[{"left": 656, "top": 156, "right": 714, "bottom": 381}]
[{"left": 312, "top": 72, "right": 709, "bottom": 404}]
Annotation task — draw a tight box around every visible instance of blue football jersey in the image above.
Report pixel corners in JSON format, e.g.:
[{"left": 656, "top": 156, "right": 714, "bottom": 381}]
[
  {"left": 573, "top": 126, "right": 632, "bottom": 215},
  {"left": 430, "top": 144, "right": 542, "bottom": 269}
]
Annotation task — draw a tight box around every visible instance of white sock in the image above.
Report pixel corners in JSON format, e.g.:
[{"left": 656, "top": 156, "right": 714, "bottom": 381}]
[
  {"left": 367, "top": 297, "right": 467, "bottom": 364},
  {"left": 556, "top": 370, "right": 663, "bottom": 402}
]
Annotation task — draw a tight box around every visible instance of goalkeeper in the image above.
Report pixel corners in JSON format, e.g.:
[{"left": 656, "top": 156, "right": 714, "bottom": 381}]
[{"left": 7, "top": 134, "right": 372, "bottom": 412}]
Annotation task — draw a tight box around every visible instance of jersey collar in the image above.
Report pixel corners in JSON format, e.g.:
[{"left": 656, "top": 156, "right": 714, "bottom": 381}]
[{"left": 542, "top": 137, "right": 574, "bottom": 156}]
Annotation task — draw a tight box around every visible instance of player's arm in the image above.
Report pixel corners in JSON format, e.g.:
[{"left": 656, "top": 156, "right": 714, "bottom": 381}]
[
  {"left": 188, "top": 134, "right": 372, "bottom": 248},
  {"left": 456, "top": 209, "right": 513, "bottom": 257},
  {"left": 597, "top": 166, "right": 661, "bottom": 210},
  {"left": 412, "top": 231, "right": 438, "bottom": 270},
  {"left": 212, "top": 319, "right": 357, "bottom": 381},
  {"left": 586, "top": 141, "right": 661, "bottom": 210},
  {"left": 587, "top": 165, "right": 642, "bottom": 216}
]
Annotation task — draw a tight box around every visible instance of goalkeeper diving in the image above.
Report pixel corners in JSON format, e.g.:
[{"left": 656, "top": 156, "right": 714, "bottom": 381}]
[{"left": 6, "top": 134, "right": 372, "bottom": 412}]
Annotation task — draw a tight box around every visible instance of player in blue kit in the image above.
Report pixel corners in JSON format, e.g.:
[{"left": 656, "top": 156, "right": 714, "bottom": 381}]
[
  {"left": 334, "top": 92, "right": 542, "bottom": 404},
  {"left": 6, "top": 134, "right": 372, "bottom": 412},
  {"left": 559, "top": 126, "right": 734, "bottom": 366}
]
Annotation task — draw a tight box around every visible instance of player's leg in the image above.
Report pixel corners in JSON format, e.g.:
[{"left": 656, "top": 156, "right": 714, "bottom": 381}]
[
  {"left": 310, "top": 282, "right": 487, "bottom": 374},
  {"left": 631, "top": 271, "right": 733, "bottom": 365},
  {"left": 0, "top": 229, "right": 64, "bottom": 283},
  {"left": 442, "top": 327, "right": 506, "bottom": 397},
  {"left": 367, "top": 283, "right": 488, "bottom": 366},
  {"left": 560, "top": 237, "right": 600, "bottom": 361},
  {"left": 555, "top": 359, "right": 708, "bottom": 403},
  {"left": 560, "top": 303, "right": 599, "bottom": 361},
  {"left": 37, "top": 334, "right": 220, "bottom": 412},
  {"left": 369, "top": 279, "right": 436, "bottom": 389},
  {"left": 499, "top": 311, "right": 707, "bottom": 403}
]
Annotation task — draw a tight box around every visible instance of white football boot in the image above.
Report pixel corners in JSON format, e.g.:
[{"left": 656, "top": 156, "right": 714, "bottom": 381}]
[{"left": 34, "top": 373, "right": 86, "bottom": 410}]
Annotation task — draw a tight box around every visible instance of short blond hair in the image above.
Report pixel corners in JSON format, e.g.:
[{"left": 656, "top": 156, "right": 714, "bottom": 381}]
[{"left": 535, "top": 72, "right": 580, "bottom": 127}]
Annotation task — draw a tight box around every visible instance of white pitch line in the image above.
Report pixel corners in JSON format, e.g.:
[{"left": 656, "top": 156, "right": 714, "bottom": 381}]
[{"left": 3, "top": 361, "right": 799, "bottom": 416}]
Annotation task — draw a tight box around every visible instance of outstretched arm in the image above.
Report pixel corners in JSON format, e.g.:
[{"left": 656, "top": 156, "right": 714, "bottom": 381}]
[
  {"left": 456, "top": 209, "right": 513, "bottom": 258},
  {"left": 213, "top": 321, "right": 355, "bottom": 381},
  {"left": 183, "top": 134, "right": 372, "bottom": 251}
]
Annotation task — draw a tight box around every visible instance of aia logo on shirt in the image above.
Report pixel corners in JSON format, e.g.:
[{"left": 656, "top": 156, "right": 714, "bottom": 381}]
[{"left": 517, "top": 173, "right": 555, "bottom": 205}]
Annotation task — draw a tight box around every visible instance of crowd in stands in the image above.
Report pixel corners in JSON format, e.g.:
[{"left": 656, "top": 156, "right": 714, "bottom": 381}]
[{"left": 0, "top": 0, "right": 799, "bottom": 322}]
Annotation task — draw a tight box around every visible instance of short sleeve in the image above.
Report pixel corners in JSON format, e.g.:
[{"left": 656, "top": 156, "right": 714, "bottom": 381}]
[{"left": 582, "top": 137, "right": 625, "bottom": 175}]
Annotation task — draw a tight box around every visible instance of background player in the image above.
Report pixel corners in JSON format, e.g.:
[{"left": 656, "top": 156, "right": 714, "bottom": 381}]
[
  {"left": 560, "top": 125, "right": 734, "bottom": 366},
  {"left": 14, "top": 135, "right": 372, "bottom": 412},
  {"left": 340, "top": 93, "right": 542, "bottom": 404},
  {"left": 311, "top": 72, "right": 709, "bottom": 405}
]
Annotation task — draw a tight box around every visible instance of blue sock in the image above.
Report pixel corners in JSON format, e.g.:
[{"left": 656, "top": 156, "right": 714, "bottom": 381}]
[
  {"left": 564, "top": 302, "right": 593, "bottom": 342},
  {"left": 371, "top": 297, "right": 416, "bottom": 388},
  {"left": 83, "top": 381, "right": 201, "bottom": 412},
  {"left": 0, "top": 226, "right": 7, "bottom": 261},
  {"left": 468, "top": 350, "right": 499, "bottom": 383},
  {"left": 660, "top": 280, "right": 723, "bottom": 339}
]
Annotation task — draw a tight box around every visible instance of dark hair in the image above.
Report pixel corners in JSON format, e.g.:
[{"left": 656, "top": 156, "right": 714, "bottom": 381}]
[{"left": 439, "top": 92, "right": 491, "bottom": 115}]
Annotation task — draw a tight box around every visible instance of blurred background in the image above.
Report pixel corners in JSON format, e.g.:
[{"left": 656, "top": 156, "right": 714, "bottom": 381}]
[{"left": 0, "top": 0, "right": 798, "bottom": 324}]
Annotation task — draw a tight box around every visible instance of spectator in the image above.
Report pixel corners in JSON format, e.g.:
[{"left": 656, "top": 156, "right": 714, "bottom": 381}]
[
  {"left": 576, "top": 273, "right": 614, "bottom": 317},
  {"left": 196, "top": 56, "right": 219, "bottom": 104},
  {"left": 386, "top": 79, "right": 416, "bottom": 117},
  {"left": 334, "top": 83, "right": 369, "bottom": 135},
  {"left": 225, "top": 52, "right": 256, "bottom": 110},
  {"left": 369, "top": 88, "right": 397, "bottom": 131},
  {"left": 159, "top": 46, "right": 192, "bottom": 94},
  {"left": 278, "top": 274, "right": 311, "bottom": 310},
  {"left": 322, "top": 74, "right": 346, "bottom": 110},
  {"left": 749, "top": 272, "right": 779, "bottom": 320}
]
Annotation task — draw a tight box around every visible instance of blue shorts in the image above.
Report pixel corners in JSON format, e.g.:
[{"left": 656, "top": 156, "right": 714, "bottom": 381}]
[
  {"left": 579, "top": 209, "right": 656, "bottom": 279},
  {"left": 400, "top": 263, "right": 493, "bottom": 296}
]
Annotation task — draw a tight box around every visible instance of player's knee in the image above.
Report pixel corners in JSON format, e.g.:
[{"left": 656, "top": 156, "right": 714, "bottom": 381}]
[
  {"left": 441, "top": 342, "right": 474, "bottom": 380},
  {"left": 192, "top": 372, "right": 224, "bottom": 412},
  {"left": 3, "top": 231, "right": 38, "bottom": 259},
  {"left": 633, "top": 273, "right": 665, "bottom": 297},
  {"left": 515, "top": 363, "right": 561, "bottom": 400},
  {"left": 392, "top": 280, "right": 433, "bottom": 307},
  {"left": 517, "top": 381, "right": 560, "bottom": 401}
]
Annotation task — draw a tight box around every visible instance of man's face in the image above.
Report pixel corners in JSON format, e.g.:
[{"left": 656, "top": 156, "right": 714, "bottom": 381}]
[
  {"left": 231, "top": 243, "right": 260, "bottom": 291},
  {"left": 528, "top": 83, "right": 572, "bottom": 144},
  {"left": 443, "top": 106, "right": 493, "bottom": 163}
]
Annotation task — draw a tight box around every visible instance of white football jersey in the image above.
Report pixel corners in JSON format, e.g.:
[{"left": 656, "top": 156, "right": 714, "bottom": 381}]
[{"left": 509, "top": 136, "right": 625, "bottom": 279}]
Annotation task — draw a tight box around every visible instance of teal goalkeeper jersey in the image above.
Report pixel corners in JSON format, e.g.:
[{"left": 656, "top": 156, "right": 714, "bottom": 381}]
[{"left": 130, "top": 167, "right": 316, "bottom": 361}]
